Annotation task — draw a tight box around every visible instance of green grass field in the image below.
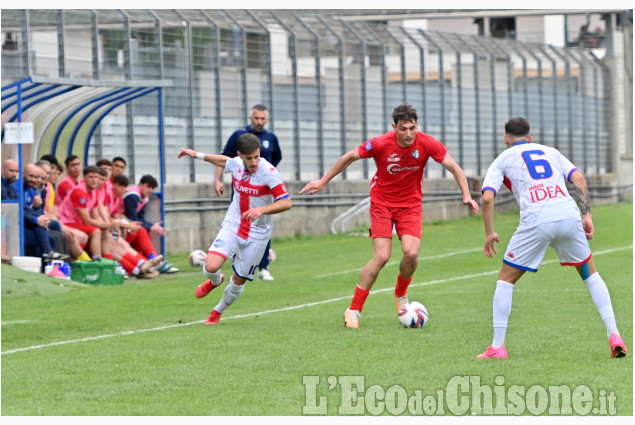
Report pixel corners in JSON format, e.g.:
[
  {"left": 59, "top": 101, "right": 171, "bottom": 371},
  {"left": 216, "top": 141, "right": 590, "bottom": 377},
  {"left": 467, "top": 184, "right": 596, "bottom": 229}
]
[{"left": 1, "top": 203, "right": 632, "bottom": 416}]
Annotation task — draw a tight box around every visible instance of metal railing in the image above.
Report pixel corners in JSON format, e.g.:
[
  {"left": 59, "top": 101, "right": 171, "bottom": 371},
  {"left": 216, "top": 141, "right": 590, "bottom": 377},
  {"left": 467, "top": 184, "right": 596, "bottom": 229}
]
[{"left": 1, "top": 9, "right": 618, "bottom": 185}]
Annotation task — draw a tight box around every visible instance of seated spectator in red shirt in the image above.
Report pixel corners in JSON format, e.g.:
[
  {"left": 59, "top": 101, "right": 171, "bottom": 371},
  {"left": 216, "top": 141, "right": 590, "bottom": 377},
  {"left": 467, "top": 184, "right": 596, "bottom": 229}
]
[
  {"left": 58, "top": 166, "right": 117, "bottom": 259},
  {"left": 56, "top": 155, "right": 81, "bottom": 205}
]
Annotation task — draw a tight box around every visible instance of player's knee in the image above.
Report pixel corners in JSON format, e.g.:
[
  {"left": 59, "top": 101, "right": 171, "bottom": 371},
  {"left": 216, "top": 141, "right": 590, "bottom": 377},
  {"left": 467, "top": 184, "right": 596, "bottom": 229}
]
[
  {"left": 374, "top": 251, "right": 391, "bottom": 266},
  {"left": 204, "top": 264, "right": 219, "bottom": 274},
  {"left": 92, "top": 228, "right": 102, "bottom": 238},
  {"left": 402, "top": 250, "right": 419, "bottom": 264}
]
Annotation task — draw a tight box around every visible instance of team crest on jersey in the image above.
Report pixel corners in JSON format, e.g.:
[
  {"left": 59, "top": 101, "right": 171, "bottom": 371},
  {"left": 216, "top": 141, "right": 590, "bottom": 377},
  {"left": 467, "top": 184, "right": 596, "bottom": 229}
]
[
  {"left": 412, "top": 150, "right": 420, "bottom": 159},
  {"left": 262, "top": 140, "right": 270, "bottom": 149},
  {"left": 242, "top": 172, "right": 251, "bottom": 182},
  {"left": 365, "top": 141, "right": 372, "bottom": 151},
  {"left": 387, "top": 153, "right": 401, "bottom": 162},
  {"left": 79, "top": 197, "right": 87, "bottom": 205}
]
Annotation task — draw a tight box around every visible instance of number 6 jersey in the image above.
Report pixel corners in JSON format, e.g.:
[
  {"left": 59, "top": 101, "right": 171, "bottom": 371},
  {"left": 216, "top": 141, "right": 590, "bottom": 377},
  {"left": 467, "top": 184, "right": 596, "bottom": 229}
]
[{"left": 481, "top": 141, "right": 581, "bottom": 228}]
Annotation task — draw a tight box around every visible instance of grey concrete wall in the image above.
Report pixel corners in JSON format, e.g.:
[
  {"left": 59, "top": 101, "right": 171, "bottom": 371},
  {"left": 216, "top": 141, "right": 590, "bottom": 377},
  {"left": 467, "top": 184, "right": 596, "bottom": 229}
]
[
  {"left": 161, "top": 171, "right": 623, "bottom": 254},
  {"left": 161, "top": 178, "right": 486, "bottom": 253}
]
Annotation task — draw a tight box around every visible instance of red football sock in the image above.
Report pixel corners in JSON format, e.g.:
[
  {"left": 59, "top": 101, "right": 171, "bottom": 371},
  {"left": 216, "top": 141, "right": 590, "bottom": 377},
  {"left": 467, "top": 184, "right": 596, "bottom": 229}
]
[
  {"left": 349, "top": 285, "right": 370, "bottom": 312},
  {"left": 119, "top": 253, "right": 137, "bottom": 274},
  {"left": 394, "top": 274, "right": 412, "bottom": 298},
  {"left": 102, "top": 253, "right": 113, "bottom": 260}
]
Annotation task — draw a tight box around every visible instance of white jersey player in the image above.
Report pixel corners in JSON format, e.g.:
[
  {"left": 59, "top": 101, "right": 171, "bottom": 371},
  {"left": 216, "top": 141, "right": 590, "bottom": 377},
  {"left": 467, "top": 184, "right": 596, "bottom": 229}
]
[
  {"left": 476, "top": 117, "right": 626, "bottom": 359},
  {"left": 178, "top": 133, "right": 292, "bottom": 325}
]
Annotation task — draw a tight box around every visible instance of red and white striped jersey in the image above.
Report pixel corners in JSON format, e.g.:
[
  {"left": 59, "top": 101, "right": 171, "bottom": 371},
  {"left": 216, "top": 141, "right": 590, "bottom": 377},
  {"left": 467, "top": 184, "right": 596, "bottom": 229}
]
[
  {"left": 223, "top": 156, "right": 289, "bottom": 242},
  {"left": 482, "top": 141, "right": 581, "bottom": 228}
]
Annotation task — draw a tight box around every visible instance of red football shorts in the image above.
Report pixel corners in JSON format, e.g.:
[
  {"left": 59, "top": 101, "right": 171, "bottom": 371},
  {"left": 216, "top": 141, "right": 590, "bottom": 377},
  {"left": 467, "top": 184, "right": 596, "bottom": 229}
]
[
  {"left": 65, "top": 222, "right": 99, "bottom": 235},
  {"left": 369, "top": 202, "right": 422, "bottom": 239}
]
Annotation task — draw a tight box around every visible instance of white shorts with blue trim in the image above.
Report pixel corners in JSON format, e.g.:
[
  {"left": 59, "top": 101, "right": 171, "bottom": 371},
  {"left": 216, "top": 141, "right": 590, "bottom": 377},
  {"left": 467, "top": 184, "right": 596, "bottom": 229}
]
[
  {"left": 503, "top": 218, "right": 592, "bottom": 272},
  {"left": 208, "top": 226, "right": 268, "bottom": 281}
]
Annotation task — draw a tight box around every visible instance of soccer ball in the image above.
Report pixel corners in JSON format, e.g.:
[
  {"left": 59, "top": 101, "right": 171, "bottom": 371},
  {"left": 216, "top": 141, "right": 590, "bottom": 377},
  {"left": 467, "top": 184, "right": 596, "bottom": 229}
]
[
  {"left": 188, "top": 249, "right": 206, "bottom": 267},
  {"left": 398, "top": 301, "right": 428, "bottom": 328}
]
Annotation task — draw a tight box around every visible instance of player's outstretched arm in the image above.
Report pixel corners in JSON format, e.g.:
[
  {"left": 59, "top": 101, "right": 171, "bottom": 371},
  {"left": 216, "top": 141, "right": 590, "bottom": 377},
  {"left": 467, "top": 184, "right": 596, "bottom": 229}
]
[
  {"left": 178, "top": 148, "right": 229, "bottom": 168},
  {"left": 440, "top": 153, "right": 479, "bottom": 213},
  {"left": 300, "top": 149, "right": 361, "bottom": 195},
  {"left": 481, "top": 190, "right": 499, "bottom": 258},
  {"left": 570, "top": 170, "right": 594, "bottom": 239}
]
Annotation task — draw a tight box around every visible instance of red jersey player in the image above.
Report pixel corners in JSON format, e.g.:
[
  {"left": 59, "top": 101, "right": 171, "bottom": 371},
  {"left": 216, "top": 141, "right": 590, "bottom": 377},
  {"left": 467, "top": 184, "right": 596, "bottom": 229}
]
[
  {"left": 56, "top": 155, "right": 81, "bottom": 205},
  {"left": 301, "top": 103, "right": 479, "bottom": 328}
]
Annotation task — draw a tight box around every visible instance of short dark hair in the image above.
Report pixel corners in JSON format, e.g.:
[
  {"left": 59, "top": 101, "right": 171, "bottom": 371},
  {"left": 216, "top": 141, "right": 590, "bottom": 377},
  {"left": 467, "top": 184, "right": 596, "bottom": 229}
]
[
  {"left": 139, "top": 174, "right": 158, "bottom": 189},
  {"left": 392, "top": 103, "right": 418, "bottom": 125},
  {"left": 504, "top": 117, "right": 530, "bottom": 137},
  {"left": 237, "top": 133, "right": 261, "bottom": 155},
  {"left": 96, "top": 159, "right": 112, "bottom": 167},
  {"left": 112, "top": 156, "right": 127, "bottom": 165},
  {"left": 96, "top": 167, "right": 108, "bottom": 177},
  {"left": 252, "top": 104, "right": 267, "bottom": 112},
  {"left": 53, "top": 162, "right": 64, "bottom": 173},
  {"left": 83, "top": 165, "right": 100, "bottom": 176},
  {"left": 40, "top": 154, "right": 59, "bottom": 165},
  {"left": 65, "top": 155, "right": 79, "bottom": 167},
  {"left": 113, "top": 174, "right": 129, "bottom": 187}
]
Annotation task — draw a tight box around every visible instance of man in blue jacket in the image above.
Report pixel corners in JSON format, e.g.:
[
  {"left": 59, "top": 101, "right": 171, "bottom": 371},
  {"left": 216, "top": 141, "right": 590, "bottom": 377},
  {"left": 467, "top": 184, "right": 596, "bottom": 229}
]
[{"left": 1, "top": 159, "right": 19, "bottom": 200}]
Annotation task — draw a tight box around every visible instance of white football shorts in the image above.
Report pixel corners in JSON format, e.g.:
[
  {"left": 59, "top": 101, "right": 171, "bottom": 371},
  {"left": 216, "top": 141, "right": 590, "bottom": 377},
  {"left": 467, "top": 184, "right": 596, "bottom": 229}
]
[
  {"left": 503, "top": 218, "right": 592, "bottom": 273},
  {"left": 208, "top": 226, "right": 268, "bottom": 281}
]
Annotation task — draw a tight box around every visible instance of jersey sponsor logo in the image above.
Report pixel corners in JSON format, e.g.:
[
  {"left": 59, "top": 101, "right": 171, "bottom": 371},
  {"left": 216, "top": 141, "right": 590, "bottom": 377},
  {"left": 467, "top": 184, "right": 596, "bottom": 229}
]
[
  {"left": 412, "top": 150, "right": 420, "bottom": 159},
  {"left": 79, "top": 197, "right": 87, "bottom": 205},
  {"left": 528, "top": 183, "right": 567, "bottom": 202},
  {"left": 386, "top": 164, "right": 421, "bottom": 175},
  {"left": 387, "top": 153, "right": 401, "bottom": 162},
  {"left": 213, "top": 239, "right": 225, "bottom": 248},
  {"left": 233, "top": 180, "right": 270, "bottom": 197}
]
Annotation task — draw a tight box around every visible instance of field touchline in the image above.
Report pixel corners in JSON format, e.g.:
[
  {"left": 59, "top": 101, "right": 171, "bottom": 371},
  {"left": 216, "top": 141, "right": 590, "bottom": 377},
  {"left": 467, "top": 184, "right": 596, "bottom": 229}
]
[{"left": 1, "top": 245, "right": 631, "bottom": 356}]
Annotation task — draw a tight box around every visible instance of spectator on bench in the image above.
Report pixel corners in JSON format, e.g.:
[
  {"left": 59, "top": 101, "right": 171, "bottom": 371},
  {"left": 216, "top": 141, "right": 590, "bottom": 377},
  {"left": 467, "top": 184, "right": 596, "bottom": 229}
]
[{"left": 123, "top": 174, "right": 177, "bottom": 273}]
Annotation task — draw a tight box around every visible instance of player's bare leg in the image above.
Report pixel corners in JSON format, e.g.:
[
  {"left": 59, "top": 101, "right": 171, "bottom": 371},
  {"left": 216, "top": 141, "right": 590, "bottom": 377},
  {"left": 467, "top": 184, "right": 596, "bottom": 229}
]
[
  {"left": 358, "top": 237, "right": 392, "bottom": 290},
  {"left": 344, "top": 238, "right": 392, "bottom": 328},
  {"left": 395, "top": 235, "right": 421, "bottom": 312},
  {"left": 89, "top": 229, "right": 102, "bottom": 257}
]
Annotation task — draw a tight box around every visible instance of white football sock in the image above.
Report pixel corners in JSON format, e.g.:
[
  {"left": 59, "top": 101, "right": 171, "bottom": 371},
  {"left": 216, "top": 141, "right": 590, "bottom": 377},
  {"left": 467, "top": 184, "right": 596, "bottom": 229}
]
[
  {"left": 203, "top": 267, "right": 223, "bottom": 286},
  {"left": 492, "top": 280, "right": 515, "bottom": 349},
  {"left": 584, "top": 272, "right": 618, "bottom": 337},
  {"left": 214, "top": 277, "right": 245, "bottom": 314}
]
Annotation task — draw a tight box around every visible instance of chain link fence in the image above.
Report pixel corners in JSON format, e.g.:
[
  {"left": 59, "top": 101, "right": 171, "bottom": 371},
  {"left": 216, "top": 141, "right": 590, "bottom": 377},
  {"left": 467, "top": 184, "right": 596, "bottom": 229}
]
[{"left": 1, "top": 9, "right": 619, "bottom": 185}]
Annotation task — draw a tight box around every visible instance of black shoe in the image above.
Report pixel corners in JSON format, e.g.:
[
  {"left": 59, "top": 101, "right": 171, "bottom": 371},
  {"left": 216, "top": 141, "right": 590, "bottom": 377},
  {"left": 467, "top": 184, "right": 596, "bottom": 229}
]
[{"left": 44, "top": 251, "right": 70, "bottom": 262}]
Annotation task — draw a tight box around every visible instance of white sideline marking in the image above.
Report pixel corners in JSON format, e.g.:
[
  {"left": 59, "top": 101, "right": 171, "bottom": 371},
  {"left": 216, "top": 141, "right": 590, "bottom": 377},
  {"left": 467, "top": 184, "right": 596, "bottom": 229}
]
[
  {"left": 2, "top": 245, "right": 631, "bottom": 356},
  {"left": 1, "top": 320, "right": 30, "bottom": 325},
  {"left": 313, "top": 247, "right": 483, "bottom": 279}
]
